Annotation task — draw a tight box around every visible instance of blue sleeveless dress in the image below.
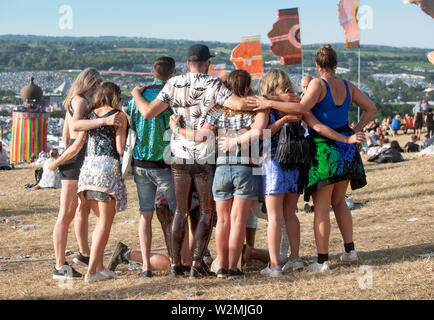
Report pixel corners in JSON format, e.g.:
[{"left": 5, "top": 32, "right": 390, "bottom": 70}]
[
  {"left": 261, "top": 109, "right": 305, "bottom": 195},
  {"left": 304, "top": 78, "right": 366, "bottom": 201}
]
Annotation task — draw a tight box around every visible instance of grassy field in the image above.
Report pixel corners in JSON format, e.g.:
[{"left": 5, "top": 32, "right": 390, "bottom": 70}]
[{"left": 0, "top": 133, "right": 433, "bottom": 300}]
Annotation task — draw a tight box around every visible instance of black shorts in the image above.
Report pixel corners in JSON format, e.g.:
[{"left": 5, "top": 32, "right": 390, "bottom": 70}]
[
  {"left": 414, "top": 121, "right": 423, "bottom": 130},
  {"left": 58, "top": 139, "right": 87, "bottom": 180}
]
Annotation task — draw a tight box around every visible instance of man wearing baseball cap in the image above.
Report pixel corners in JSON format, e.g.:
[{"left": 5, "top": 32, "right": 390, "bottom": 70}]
[{"left": 131, "top": 44, "right": 251, "bottom": 278}]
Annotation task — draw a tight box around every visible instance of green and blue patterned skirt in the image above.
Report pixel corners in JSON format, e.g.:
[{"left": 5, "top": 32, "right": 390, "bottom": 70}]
[{"left": 304, "top": 125, "right": 367, "bottom": 202}]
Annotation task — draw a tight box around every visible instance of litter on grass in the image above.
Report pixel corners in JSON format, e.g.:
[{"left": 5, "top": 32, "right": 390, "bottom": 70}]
[
  {"left": 12, "top": 224, "right": 36, "bottom": 230},
  {"left": 128, "top": 263, "right": 142, "bottom": 271},
  {"left": 407, "top": 218, "right": 419, "bottom": 222},
  {"left": 217, "top": 294, "right": 234, "bottom": 300},
  {"left": 417, "top": 252, "right": 434, "bottom": 257}
]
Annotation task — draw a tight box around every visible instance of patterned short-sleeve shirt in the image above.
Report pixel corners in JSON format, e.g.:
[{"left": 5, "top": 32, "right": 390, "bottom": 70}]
[{"left": 157, "top": 72, "right": 233, "bottom": 161}]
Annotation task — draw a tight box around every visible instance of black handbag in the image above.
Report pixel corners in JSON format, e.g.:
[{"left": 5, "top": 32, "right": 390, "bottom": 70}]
[{"left": 274, "top": 121, "right": 310, "bottom": 166}]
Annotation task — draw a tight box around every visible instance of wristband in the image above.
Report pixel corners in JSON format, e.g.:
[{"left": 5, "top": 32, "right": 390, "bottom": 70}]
[{"left": 174, "top": 125, "right": 180, "bottom": 135}]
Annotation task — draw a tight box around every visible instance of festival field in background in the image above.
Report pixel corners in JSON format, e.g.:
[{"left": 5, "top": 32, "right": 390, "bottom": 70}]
[{"left": 0, "top": 133, "right": 432, "bottom": 300}]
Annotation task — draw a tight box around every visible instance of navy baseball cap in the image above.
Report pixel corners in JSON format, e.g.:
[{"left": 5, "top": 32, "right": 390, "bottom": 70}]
[{"left": 187, "top": 44, "right": 215, "bottom": 62}]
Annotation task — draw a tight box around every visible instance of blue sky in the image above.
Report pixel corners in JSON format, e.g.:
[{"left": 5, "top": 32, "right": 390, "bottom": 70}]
[{"left": 0, "top": 0, "right": 433, "bottom": 48}]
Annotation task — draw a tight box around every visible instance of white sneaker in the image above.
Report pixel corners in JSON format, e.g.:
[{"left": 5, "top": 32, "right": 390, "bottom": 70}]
[
  {"left": 340, "top": 250, "right": 358, "bottom": 263},
  {"left": 282, "top": 257, "right": 304, "bottom": 272},
  {"left": 84, "top": 271, "right": 111, "bottom": 283},
  {"left": 100, "top": 268, "right": 117, "bottom": 279},
  {"left": 306, "top": 261, "right": 330, "bottom": 272},
  {"left": 260, "top": 264, "right": 283, "bottom": 277}
]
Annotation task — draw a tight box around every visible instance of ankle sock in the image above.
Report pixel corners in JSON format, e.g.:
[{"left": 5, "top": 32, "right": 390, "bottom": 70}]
[
  {"left": 317, "top": 253, "right": 328, "bottom": 264},
  {"left": 344, "top": 242, "right": 355, "bottom": 253}
]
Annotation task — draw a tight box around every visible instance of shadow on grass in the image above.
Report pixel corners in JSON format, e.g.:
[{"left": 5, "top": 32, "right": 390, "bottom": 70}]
[
  {"left": 31, "top": 243, "right": 433, "bottom": 300},
  {"left": 353, "top": 181, "right": 433, "bottom": 196},
  {"left": 0, "top": 207, "right": 58, "bottom": 218},
  {"left": 364, "top": 163, "right": 406, "bottom": 173},
  {"left": 326, "top": 243, "right": 434, "bottom": 271},
  {"left": 33, "top": 274, "right": 258, "bottom": 300}
]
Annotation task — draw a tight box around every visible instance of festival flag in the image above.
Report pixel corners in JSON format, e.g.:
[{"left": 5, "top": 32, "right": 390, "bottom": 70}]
[
  {"left": 230, "top": 35, "right": 264, "bottom": 79},
  {"left": 208, "top": 63, "right": 227, "bottom": 80},
  {"left": 428, "top": 51, "right": 434, "bottom": 65},
  {"left": 403, "top": 0, "right": 434, "bottom": 19},
  {"left": 267, "top": 8, "right": 302, "bottom": 65},
  {"left": 338, "top": 0, "right": 360, "bottom": 48}
]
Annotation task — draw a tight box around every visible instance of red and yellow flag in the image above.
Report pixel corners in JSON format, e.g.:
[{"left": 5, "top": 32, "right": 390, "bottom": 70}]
[
  {"left": 268, "top": 8, "right": 302, "bottom": 65},
  {"left": 230, "top": 35, "right": 263, "bottom": 79},
  {"left": 208, "top": 63, "right": 227, "bottom": 80},
  {"left": 338, "top": 0, "right": 360, "bottom": 49}
]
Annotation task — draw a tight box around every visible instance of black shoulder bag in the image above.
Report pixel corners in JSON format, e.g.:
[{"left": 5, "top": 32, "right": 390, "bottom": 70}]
[{"left": 274, "top": 121, "right": 311, "bottom": 166}]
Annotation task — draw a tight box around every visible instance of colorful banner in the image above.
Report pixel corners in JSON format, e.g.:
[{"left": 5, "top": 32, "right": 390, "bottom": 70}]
[
  {"left": 268, "top": 8, "right": 302, "bottom": 65},
  {"left": 404, "top": 0, "right": 434, "bottom": 19},
  {"left": 208, "top": 63, "right": 227, "bottom": 80},
  {"left": 338, "top": 0, "right": 360, "bottom": 48},
  {"left": 10, "top": 112, "right": 48, "bottom": 163},
  {"left": 230, "top": 35, "right": 264, "bottom": 79}
]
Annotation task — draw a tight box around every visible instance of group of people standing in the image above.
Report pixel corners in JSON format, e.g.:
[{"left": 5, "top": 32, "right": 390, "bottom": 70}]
[{"left": 48, "top": 43, "right": 376, "bottom": 283}]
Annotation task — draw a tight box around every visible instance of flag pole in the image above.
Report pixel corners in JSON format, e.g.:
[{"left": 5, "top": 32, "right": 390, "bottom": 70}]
[
  {"left": 358, "top": 46, "right": 361, "bottom": 122},
  {"left": 300, "top": 7, "right": 305, "bottom": 77}
]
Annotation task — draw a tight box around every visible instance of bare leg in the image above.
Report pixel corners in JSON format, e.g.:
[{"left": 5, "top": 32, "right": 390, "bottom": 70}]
[
  {"left": 128, "top": 251, "right": 171, "bottom": 270},
  {"left": 245, "top": 228, "right": 256, "bottom": 248},
  {"left": 264, "top": 194, "right": 284, "bottom": 269},
  {"left": 138, "top": 211, "right": 153, "bottom": 272},
  {"left": 228, "top": 197, "right": 253, "bottom": 271},
  {"left": 87, "top": 199, "right": 116, "bottom": 275},
  {"left": 312, "top": 185, "right": 334, "bottom": 255},
  {"left": 53, "top": 180, "right": 78, "bottom": 268},
  {"left": 331, "top": 180, "right": 353, "bottom": 244},
  {"left": 282, "top": 193, "right": 300, "bottom": 260},
  {"left": 74, "top": 199, "right": 91, "bottom": 256},
  {"left": 215, "top": 199, "right": 233, "bottom": 270}
]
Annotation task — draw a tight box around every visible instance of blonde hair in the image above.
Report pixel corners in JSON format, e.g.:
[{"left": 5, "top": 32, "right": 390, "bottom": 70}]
[
  {"left": 260, "top": 69, "right": 294, "bottom": 97},
  {"left": 91, "top": 82, "right": 122, "bottom": 111},
  {"left": 63, "top": 68, "right": 102, "bottom": 109}
]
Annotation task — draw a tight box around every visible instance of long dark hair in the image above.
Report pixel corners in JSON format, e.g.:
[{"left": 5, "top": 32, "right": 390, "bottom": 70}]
[{"left": 224, "top": 69, "right": 254, "bottom": 97}]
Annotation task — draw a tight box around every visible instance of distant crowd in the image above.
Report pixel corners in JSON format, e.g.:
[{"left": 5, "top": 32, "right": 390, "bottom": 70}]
[{"left": 361, "top": 99, "right": 433, "bottom": 158}]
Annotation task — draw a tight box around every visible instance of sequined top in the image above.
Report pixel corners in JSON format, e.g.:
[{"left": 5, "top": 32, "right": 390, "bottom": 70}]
[
  {"left": 77, "top": 108, "right": 127, "bottom": 211},
  {"left": 205, "top": 105, "right": 255, "bottom": 130},
  {"left": 86, "top": 109, "right": 120, "bottom": 160},
  {"left": 127, "top": 80, "right": 172, "bottom": 164}
]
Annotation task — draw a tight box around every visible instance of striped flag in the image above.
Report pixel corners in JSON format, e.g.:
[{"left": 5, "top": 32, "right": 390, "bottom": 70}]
[
  {"left": 208, "top": 63, "right": 227, "bottom": 80},
  {"left": 268, "top": 8, "right": 302, "bottom": 65},
  {"left": 230, "top": 35, "right": 264, "bottom": 79},
  {"left": 338, "top": 0, "right": 360, "bottom": 48}
]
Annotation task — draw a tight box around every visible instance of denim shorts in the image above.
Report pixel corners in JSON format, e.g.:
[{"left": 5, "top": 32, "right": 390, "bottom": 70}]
[
  {"left": 212, "top": 164, "right": 259, "bottom": 201},
  {"left": 133, "top": 166, "right": 175, "bottom": 212}
]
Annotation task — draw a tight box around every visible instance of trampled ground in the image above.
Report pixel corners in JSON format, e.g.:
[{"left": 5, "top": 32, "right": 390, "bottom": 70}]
[{"left": 0, "top": 133, "right": 433, "bottom": 300}]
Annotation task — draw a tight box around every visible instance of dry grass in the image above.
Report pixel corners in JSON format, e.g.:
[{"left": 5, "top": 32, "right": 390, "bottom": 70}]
[{"left": 0, "top": 133, "right": 433, "bottom": 300}]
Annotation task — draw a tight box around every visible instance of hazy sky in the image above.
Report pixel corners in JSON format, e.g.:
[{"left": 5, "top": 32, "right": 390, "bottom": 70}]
[{"left": 0, "top": 0, "right": 433, "bottom": 48}]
